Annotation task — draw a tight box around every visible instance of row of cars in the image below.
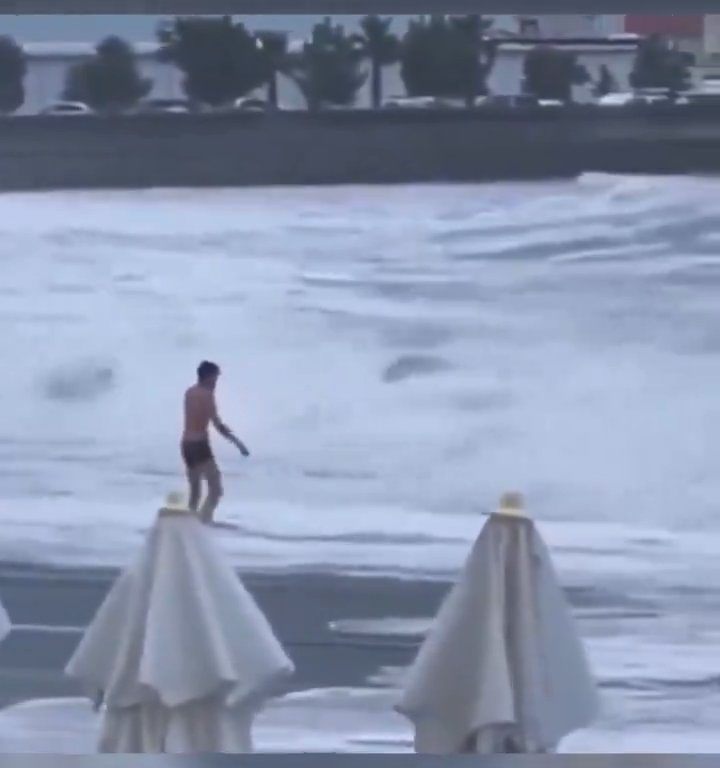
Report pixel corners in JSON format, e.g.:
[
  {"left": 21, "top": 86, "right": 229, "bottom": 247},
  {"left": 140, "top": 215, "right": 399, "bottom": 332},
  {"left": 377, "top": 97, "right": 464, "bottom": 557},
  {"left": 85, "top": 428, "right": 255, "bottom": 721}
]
[
  {"left": 382, "top": 95, "right": 564, "bottom": 109},
  {"left": 39, "top": 96, "right": 268, "bottom": 116},
  {"left": 597, "top": 88, "right": 720, "bottom": 106},
  {"left": 385, "top": 89, "right": 720, "bottom": 109},
  {"left": 41, "top": 94, "right": 567, "bottom": 115},
  {"left": 38, "top": 88, "right": 720, "bottom": 116}
]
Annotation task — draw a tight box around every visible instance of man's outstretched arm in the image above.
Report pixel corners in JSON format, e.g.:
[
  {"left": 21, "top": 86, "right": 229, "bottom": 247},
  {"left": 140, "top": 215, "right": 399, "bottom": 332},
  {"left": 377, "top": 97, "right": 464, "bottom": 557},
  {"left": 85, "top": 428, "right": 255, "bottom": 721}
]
[{"left": 210, "top": 395, "right": 250, "bottom": 456}]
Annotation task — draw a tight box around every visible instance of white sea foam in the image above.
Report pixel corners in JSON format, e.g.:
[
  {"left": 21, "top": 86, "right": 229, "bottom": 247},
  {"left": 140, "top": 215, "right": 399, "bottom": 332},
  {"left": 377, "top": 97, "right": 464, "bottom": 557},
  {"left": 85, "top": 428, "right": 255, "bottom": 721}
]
[
  {"left": 5, "top": 176, "right": 720, "bottom": 751},
  {"left": 4, "top": 686, "right": 720, "bottom": 754},
  {"left": 1, "top": 175, "right": 720, "bottom": 579}
]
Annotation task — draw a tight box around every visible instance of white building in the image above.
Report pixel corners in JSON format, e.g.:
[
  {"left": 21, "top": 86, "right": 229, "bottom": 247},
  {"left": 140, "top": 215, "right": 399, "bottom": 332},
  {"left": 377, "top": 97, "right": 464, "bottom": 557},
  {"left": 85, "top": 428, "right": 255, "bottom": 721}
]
[
  {"left": 19, "top": 36, "right": 640, "bottom": 114},
  {"left": 485, "top": 39, "right": 638, "bottom": 101},
  {"left": 702, "top": 15, "right": 720, "bottom": 77},
  {"left": 512, "top": 15, "right": 625, "bottom": 38},
  {"left": 21, "top": 42, "right": 184, "bottom": 114}
]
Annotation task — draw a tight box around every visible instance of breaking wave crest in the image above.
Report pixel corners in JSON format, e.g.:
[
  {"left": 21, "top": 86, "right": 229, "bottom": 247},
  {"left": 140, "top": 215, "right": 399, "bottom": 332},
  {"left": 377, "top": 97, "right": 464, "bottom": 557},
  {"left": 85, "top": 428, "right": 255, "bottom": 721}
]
[
  {"left": 40, "top": 360, "right": 116, "bottom": 403},
  {"left": 1, "top": 174, "right": 720, "bottom": 557}
]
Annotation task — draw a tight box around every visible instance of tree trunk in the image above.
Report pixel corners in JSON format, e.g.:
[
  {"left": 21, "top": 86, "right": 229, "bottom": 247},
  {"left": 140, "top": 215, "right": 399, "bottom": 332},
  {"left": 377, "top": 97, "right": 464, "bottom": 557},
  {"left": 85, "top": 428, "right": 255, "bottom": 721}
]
[
  {"left": 371, "top": 59, "right": 382, "bottom": 109},
  {"left": 306, "top": 91, "right": 320, "bottom": 112},
  {"left": 478, "top": 40, "right": 498, "bottom": 96},
  {"left": 268, "top": 71, "right": 279, "bottom": 108},
  {"left": 465, "top": 62, "right": 477, "bottom": 108}
]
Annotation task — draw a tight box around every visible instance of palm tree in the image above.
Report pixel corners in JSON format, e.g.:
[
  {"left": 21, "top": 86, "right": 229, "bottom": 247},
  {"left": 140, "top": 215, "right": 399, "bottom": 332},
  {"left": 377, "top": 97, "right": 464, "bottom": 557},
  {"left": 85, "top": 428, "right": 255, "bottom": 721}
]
[
  {"left": 451, "top": 14, "right": 498, "bottom": 107},
  {"left": 630, "top": 34, "right": 692, "bottom": 95},
  {"left": 286, "top": 18, "right": 366, "bottom": 111},
  {"left": 355, "top": 16, "right": 400, "bottom": 109},
  {"left": 64, "top": 36, "right": 152, "bottom": 113},
  {"left": 157, "top": 16, "right": 268, "bottom": 108},
  {"left": 594, "top": 64, "right": 618, "bottom": 98},
  {"left": 523, "top": 45, "right": 590, "bottom": 103},
  {"left": 0, "top": 36, "right": 26, "bottom": 114},
  {"left": 400, "top": 15, "right": 497, "bottom": 108}
]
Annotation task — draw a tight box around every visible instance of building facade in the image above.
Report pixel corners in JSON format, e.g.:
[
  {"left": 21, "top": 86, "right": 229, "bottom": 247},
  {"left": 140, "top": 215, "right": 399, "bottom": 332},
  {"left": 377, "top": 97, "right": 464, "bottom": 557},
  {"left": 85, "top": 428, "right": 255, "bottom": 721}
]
[
  {"left": 624, "top": 14, "right": 704, "bottom": 57},
  {"left": 623, "top": 15, "right": 720, "bottom": 79},
  {"left": 21, "top": 42, "right": 184, "bottom": 114},
  {"left": 19, "top": 33, "right": 641, "bottom": 114},
  {"left": 485, "top": 40, "right": 638, "bottom": 100},
  {"left": 513, "top": 15, "right": 625, "bottom": 38}
]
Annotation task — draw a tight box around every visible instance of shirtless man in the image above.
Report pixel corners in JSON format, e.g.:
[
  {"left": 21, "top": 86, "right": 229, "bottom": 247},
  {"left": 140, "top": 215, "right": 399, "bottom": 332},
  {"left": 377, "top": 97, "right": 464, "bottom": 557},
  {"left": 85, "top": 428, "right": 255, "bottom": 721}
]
[{"left": 181, "top": 360, "right": 249, "bottom": 524}]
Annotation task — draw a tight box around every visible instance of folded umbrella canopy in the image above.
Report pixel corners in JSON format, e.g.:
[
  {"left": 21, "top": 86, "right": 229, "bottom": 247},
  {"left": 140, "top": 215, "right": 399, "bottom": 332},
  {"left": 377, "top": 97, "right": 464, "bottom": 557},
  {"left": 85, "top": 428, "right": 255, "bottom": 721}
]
[
  {"left": 396, "top": 492, "right": 598, "bottom": 754},
  {"left": 66, "top": 493, "right": 295, "bottom": 753}
]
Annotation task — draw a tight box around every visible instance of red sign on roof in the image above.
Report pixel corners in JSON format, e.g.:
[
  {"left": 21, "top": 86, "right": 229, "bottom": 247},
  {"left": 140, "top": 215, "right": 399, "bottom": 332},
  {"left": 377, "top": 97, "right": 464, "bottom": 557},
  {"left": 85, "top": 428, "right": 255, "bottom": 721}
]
[{"left": 625, "top": 15, "right": 704, "bottom": 38}]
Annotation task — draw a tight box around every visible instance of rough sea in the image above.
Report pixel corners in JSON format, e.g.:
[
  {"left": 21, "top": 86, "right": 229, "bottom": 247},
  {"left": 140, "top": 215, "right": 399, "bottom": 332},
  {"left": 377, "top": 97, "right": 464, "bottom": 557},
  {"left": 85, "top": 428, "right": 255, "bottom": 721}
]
[{"left": 2, "top": 174, "right": 720, "bottom": 751}]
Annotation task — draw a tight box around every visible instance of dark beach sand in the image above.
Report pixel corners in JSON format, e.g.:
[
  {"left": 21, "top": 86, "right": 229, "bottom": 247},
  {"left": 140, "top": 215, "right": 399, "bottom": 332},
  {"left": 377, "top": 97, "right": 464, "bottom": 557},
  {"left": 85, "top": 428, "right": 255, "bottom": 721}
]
[
  {"left": 0, "top": 564, "right": 449, "bottom": 710},
  {"left": 3, "top": 565, "right": 718, "bottom": 760}
]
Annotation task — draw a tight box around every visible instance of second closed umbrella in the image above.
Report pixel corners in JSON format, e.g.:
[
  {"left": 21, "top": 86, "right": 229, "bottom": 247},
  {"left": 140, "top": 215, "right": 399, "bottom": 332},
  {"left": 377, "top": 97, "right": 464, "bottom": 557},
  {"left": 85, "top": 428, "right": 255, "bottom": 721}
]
[{"left": 396, "top": 492, "right": 598, "bottom": 754}]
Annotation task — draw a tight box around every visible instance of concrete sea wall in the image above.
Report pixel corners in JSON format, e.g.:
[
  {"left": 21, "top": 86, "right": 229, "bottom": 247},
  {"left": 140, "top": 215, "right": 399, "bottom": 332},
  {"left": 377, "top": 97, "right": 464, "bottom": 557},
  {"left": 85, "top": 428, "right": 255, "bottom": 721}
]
[{"left": 1, "top": 105, "right": 720, "bottom": 190}]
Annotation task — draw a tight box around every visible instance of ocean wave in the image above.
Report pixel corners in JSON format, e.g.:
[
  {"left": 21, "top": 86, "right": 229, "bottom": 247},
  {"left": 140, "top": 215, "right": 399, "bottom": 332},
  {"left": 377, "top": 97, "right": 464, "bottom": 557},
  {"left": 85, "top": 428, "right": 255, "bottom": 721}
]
[
  {"left": 382, "top": 354, "right": 452, "bottom": 383},
  {"left": 2, "top": 178, "right": 720, "bottom": 568},
  {"left": 39, "top": 360, "right": 115, "bottom": 403}
]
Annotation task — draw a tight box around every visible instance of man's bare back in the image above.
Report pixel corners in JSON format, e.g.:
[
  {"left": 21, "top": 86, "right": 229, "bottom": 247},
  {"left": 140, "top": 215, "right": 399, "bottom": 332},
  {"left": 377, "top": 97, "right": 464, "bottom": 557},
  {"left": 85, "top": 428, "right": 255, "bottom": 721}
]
[{"left": 183, "top": 385, "right": 215, "bottom": 442}]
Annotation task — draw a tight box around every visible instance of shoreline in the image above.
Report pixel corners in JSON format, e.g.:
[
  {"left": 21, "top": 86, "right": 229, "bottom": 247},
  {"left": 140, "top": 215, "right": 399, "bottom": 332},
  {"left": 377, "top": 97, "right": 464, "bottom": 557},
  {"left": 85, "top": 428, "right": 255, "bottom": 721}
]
[
  {"left": 0, "top": 565, "right": 450, "bottom": 710},
  {"left": 3, "top": 552, "right": 720, "bottom": 750}
]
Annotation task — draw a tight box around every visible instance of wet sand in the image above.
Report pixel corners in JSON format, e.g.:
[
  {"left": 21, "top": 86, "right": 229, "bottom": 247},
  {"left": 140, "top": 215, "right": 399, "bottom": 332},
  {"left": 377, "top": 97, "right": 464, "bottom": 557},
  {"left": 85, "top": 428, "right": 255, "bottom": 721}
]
[
  {"left": 0, "top": 564, "right": 448, "bottom": 710},
  {"left": 5, "top": 557, "right": 720, "bottom": 754}
]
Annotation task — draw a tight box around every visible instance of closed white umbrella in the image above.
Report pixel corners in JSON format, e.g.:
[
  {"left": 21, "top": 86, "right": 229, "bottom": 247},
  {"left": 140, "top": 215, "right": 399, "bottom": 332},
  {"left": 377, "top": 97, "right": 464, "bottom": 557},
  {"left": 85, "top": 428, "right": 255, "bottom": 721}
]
[
  {"left": 396, "top": 492, "right": 598, "bottom": 754},
  {"left": 66, "top": 492, "right": 295, "bottom": 754}
]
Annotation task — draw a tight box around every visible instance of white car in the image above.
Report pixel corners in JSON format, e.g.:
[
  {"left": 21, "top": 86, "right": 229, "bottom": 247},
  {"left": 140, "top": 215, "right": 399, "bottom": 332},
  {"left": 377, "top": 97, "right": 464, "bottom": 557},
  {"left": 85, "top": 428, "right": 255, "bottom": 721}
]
[
  {"left": 136, "top": 99, "right": 195, "bottom": 115},
  {"left": 232, "top": 97, "right": 268, "bottom": 112},
  {"left": 383, "top": 96, "right": 460, "bottom": 109},
  {"left": 599, "top": 90, "right": 676, "bottom": 107},
  {"left": 40, "top": 101, "right": 92, "bottom": 116},
  {"left": 597, "top": 92, "right": 637, "bottom": 107}
]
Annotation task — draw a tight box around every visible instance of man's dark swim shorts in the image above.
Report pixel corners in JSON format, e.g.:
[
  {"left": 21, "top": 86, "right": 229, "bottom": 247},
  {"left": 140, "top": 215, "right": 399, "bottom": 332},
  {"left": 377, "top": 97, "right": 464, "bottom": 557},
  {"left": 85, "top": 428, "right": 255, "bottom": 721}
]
[{"left": 181, "top": 439, "right": 213, "bottom": 469}]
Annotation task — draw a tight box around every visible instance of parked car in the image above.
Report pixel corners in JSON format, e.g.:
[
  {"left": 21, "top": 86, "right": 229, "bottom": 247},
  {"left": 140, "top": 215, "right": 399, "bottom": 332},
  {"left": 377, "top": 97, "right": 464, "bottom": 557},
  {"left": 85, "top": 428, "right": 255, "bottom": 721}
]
[
  {"left": 698, "top": 77, "right": 720, "bottom": 94},
  {"left": 321, "top": 103, "right": 360, "bottom": 111},
  {"left": 383, "top": 96, "right": 431, "bottom": 109},
  {"left": 596, "top": 92, "right": 636, "bottom": 107},
  {"left": 232, "top": 97, "right": 268, "bottom": 112},
  {"left": 135, "top": 98, "right": 196, "bottom": 115},
  {"left": 677, "top": 89, "right": 720, "bottom": 104},
  {"left": 597, "top": 91, "right": 673, "bottom": 107},
  {"left": 40, "top": 101, "right": 92, "bottom": 116},
  {"left": 634, "top": 88, "right": 675, "bottom": 103},
  {"left": 476, "top": 95, "right": 540, "bottom": 108},
  {"left": 383, "top": 96, "right": 461, "bottom": 110}
]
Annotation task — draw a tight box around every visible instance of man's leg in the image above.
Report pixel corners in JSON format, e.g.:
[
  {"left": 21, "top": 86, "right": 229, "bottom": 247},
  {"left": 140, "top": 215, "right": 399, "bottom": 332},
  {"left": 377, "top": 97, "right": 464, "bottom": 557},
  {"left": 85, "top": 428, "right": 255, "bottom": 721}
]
[
  {"left": 198, "top": 460, "right": 223, "bottom": 524},
  {"left": 187, "top": 465, "right": 203, "bottom": 513}
]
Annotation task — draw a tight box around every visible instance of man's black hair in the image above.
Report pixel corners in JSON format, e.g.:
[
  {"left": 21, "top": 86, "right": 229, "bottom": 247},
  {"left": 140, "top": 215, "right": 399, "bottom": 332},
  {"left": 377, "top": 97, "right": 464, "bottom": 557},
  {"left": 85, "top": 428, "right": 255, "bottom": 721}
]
[{"left": 197, "top": 360, "right": 220, "bottom": 381}]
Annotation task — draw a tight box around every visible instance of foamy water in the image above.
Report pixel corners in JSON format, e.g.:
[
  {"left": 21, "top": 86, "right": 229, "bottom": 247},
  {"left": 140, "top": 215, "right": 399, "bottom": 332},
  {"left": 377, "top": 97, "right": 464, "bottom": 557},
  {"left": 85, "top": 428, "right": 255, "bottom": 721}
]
[
  {"left": 1, "top": 175, "right": 720, "bottom": 576},
  {"left": 2, "top": 174, "right": 720, "bottom": 750}
]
